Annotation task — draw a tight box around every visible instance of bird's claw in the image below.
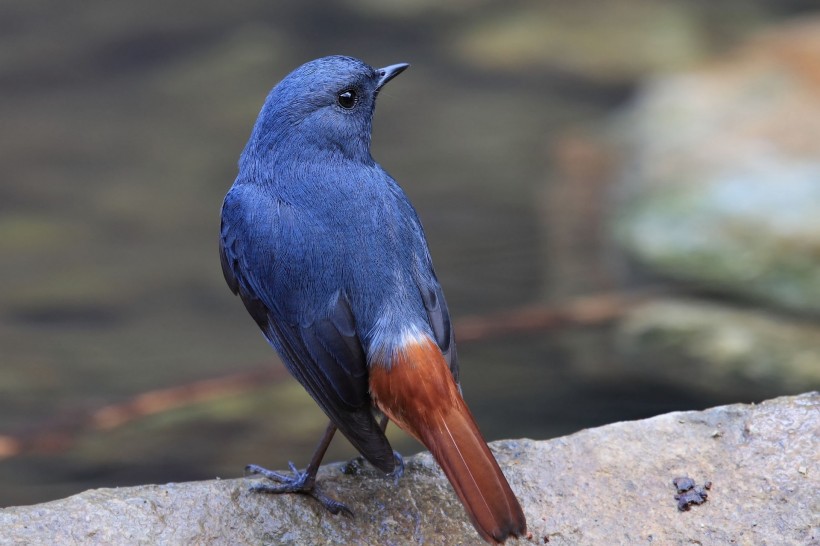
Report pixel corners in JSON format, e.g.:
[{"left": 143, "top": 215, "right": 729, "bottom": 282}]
[
  {"left": 339, "top": 451, "right": 404, "bottom": 484},
  {"left": 246, "top": 462, "right": 301, "bottom": 484},
  {"left": 245, "top": 462, "right": 353, "bottom": 517},
  {"left": 388, "top": 450, "right": 405, "bottom": 484},
  {"left": 312, "top": 492, "right": 353, "bottom": 517}
]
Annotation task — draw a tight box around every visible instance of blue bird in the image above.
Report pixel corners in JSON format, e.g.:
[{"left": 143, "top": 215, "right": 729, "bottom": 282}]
[{"left": 219, "top": 56, "right": 526, "bottom": 543}]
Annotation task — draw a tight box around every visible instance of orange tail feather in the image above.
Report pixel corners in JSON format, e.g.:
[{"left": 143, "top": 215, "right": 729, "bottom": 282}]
[{"left": 370, "top": 337, "right": 526, "bottom": 544}]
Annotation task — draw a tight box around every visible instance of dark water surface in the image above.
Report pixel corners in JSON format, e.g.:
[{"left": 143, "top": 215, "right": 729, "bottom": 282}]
[{"left": 1, "top": 0, "right": 812, "bottom": 506}]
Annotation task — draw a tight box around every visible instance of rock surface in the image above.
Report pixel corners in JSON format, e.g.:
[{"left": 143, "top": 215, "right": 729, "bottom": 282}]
[
  {"left": 1, "top": 393, "right": 817, "bottom": 545},
  {"left": 614, "top": 17, "right": 820, "bottom": 314}
]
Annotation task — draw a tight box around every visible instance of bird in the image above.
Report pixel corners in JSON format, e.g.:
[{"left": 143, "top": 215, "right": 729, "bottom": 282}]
[{"left": 219, "top": 55, "right": 527, "bottom": 544}]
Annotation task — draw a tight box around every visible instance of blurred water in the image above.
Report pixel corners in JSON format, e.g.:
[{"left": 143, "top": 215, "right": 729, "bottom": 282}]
[{"left": 1, "top": 0, "right": 813, "bottom": 506}]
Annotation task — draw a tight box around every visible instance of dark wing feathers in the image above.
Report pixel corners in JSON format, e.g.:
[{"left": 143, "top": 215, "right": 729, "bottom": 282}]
[
  {"left": 219, "top": 227, "right": 240, "bottom": 296},
  {"left": 273, "top": 299, "right": 395, "bottom": 473},
  {"left": 219, "top": 185, "right": 456, "bottom": 472},
  {"left": 219, "top": 203, "right": 394, "bottom": 473},
  {"left": 299, "top": 312, "right": 368, "bottom": 407},
  {"left": 421, "top": 281, "right": 459, "bottom": 383}
]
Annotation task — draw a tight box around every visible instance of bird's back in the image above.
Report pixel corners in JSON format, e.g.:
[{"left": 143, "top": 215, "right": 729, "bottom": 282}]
[{"left": 224, "top": 157, "right": 436, "bottom": 354}]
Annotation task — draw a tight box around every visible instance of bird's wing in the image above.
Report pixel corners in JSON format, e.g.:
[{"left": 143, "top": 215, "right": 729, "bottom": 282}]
[
  {"left": 419, "top": 278, "right": 459, "bottom": 383},
  {"left": 393, "top": 177, "right": 460, "bottom": 383},
  {"left": 219, "top": 187, "right": 394, "bottom": 473}
]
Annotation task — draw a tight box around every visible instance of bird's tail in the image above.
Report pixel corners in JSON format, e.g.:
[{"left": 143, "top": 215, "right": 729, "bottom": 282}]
[{"left": 369, "top": 335, "right": 527, "bottom": 544}]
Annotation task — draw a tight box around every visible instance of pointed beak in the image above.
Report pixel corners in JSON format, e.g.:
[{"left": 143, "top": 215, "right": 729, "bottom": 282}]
[{"left": 376, "top": 62, "right": 410, "bottom": 90}]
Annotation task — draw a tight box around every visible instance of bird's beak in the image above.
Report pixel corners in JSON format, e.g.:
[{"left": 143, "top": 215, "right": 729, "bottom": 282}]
[{"left": 376, "top": 63, "right": 410, "bottom": 90}]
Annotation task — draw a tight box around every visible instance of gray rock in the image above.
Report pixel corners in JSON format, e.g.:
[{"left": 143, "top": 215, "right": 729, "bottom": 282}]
[
  {"left": 613, "top": 18, "right": 820, "bottom": 314},
  {"left": 1, "top": 393, "right": 817, "bottom": 545},
  {"left": 617, "top": 297, "right": 820, "bottom": 397},
  {"left": 616, "top": 160, "right": 820, "bottom": 313}
]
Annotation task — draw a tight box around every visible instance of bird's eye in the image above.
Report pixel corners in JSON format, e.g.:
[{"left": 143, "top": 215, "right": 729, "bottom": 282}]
[{"left": 337, "top": 89, "right": 357, "bottom": 109}]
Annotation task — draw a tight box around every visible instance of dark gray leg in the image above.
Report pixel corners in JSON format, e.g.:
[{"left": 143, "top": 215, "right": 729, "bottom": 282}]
[{"left": 246, "top": 421, "right": 352, "bottom": 516}]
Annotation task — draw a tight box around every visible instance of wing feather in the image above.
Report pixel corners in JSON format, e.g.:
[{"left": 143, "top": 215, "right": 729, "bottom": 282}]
[{"left": 219, "top": 186, "right": 394, "bottom": 473}]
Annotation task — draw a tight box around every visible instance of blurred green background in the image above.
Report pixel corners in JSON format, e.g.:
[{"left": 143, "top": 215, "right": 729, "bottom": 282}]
[{"left": 2, "top": 0, "right": 818, "bottom": 507}]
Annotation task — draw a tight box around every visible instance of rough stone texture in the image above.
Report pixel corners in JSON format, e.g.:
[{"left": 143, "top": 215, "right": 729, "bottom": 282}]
[
  {"left": 1, "top": 393, "right": 817, "bottom": 545},
  {"left": 613, "top": 17, "right": 820, "bottom": 314},
  {"left": 617, "top": 297, "right": 820, "bottom": 397}
]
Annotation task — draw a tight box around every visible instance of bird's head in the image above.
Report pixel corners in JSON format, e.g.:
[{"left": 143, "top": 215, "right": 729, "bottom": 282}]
[{"left": 247, "top": 56, "right": 409, "bottom": 164}]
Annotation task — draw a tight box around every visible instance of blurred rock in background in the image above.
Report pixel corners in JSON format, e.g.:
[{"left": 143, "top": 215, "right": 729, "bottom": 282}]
[
  {"left": 611, "top": 17, "right": 820, "bottom": 394},
  {"left": 617, "top": 298, "right": 820, "bottom": 397}
]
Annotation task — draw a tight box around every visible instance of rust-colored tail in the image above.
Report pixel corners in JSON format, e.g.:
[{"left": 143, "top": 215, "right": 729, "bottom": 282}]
[{"left": 370, "top": 336, "right": 527, "bottom": 544}]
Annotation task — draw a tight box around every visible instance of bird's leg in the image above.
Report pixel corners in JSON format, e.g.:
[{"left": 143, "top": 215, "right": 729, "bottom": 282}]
[
  {"left": 246, "top": 421, "right": 352, "bottom": 516},
  {"left": 380, "top": 414, "right": 405, "bottom": 483}
]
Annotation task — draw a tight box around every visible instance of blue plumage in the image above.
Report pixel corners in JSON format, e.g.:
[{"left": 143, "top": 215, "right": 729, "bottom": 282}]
[{"left": 219, "top": 56, "right": 456, "bottom": 473}]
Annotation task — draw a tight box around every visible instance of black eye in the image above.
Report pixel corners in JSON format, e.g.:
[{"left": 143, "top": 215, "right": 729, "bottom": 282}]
[{"left": 337, "top": 89, "right": 357, "bottom": 109}]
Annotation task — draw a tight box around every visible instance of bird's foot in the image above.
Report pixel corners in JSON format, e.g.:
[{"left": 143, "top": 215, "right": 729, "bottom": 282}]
[
  {"left": 339, "top": 451, "right": 404, "bottom": 484},
  {"left": 245, "top": 462, "right": 352, "bottom": 517},
  {"left": 388, "top": 450, "right": 405, "bottom": 484}
]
